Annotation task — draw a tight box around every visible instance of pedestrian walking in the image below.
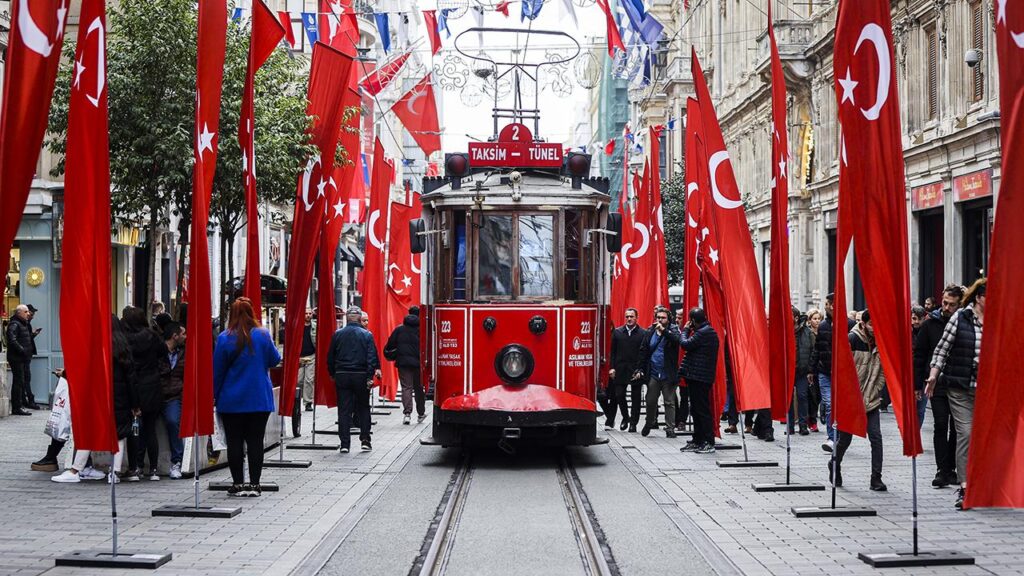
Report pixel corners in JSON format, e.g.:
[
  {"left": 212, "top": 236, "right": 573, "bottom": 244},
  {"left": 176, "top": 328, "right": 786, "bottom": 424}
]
[
  {"left": 213, "top": 297, "right": 281, "bottom": 497},
  {"left": 159, "top": 322, "right": 186, "bottom": 479},
  {"left": 122, "top": 306, "right": 166, "bottom": 481},
  {"left": 914, "top": 283, "right": 963, "bottom": 488},
  {"left": 299, "top": 309, "right": 316, "bottom": 412},
  {"left": 677, "top": 308, "right": 720, "bottom": 454},
  {"left": 606, "top": 308, "right": 644, "bottom": 432},
  {"left": 4, "top": 304, "right": 34, "bottom": 415},
  {"left": 805, "top": 307, "right": 823, "bottom": 432},
  {"left": 673, "top": 308, "right": 690, "bottom": 433},
  {"left": 638, "top": 307, "right": 681, "bottom": 438},
  {"left": 790, "top": 307, "right": 815, "bottom": 435},
  {"left": 809, "top": 293, "right": 854, "bottom": 452},
  {"left": 23, "top": 304, "right": 42, "bottom": 409},
  {"left": 327, "top": 306, "right": 381, "bottom": 453},
  {"left": 910, "top": 305, "right": 928, "bottom": 425},
  {"left": 383, "top": 306, "right": 425, "bottom": 425},
  {"left": 829, "top": 310, "right": 887, "bottom": 491},
  {"left": 926, "top": 278, "right": 985, "bottom": 510},
  {"left": 32, "top": 369, "right": 75, "bottom": 473}
]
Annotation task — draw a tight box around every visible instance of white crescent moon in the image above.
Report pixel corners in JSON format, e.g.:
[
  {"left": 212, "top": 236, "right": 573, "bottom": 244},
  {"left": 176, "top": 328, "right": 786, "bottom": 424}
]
[
  {"left": 686, "top": 182, "right": 699, "bottom": 228},
  {"left": 620, "top": 243, "right": 633, "bottom": 270},
  {"left": 85, "top": 18, "right": 105, "bottom": 108},
  {"left": 1014, "top": 31, "right": 1024, "bottom": 48},
  {"left": 406, "top": 89, "right": 426, "bottom": 115},
  {"left": 367, "top": 209, "right": 384, "bottom": 250},
  {"left": 628, "top": 221, "right": 649, "bottom": 260},
  {"left": 388, "top": 263, "right": 404, "bottom": 293},
  {"left": 854, "top": 23, "right": 890, "bottom": 121},
  {"left": 300, "top": 156, "right": 321, "bottom": 212},
  {"left": 410, "top": 254, "right": 422, "bottom": 274},
  {"left": 18, "top": 0, "right": 54, "bottom": 57},
  {"left": 709, "top": 151, "right": 743, "bottom": 210}
]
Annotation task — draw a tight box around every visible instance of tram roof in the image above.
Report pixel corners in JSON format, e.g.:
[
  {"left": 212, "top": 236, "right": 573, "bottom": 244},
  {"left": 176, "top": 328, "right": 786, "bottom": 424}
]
[{"left": 421, "top": 169, "right": 611, "bottom": 210}]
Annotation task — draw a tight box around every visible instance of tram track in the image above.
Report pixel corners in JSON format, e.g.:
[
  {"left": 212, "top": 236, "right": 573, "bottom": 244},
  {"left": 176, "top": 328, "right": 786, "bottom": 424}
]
[{"left": 411, "top": 451, "right": 619, "bottom": 576}]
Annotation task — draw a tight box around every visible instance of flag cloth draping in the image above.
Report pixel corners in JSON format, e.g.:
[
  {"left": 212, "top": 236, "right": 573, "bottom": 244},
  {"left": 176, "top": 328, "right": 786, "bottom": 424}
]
[
  {"left": 241, "top": 0, "right": 286, "bottom": 315},
  {"left": 833, "top": 0, "right": 920, "bottom": 455},
  {"left": 610, "top": 190, "right": 631, "bottom": 325},
  {"left": 0, "top": 0, "right": 68, "bottom": 286},
  {"left": 626, "top": 162, "right": 658, "bottom": 328},
  {"left": 392, "top": 74, "right": 442, "bottom": 157},
  {"left": 61, "top": 0, "right": 116, "bottom": 453},
  {"left": 277, "top": 11, "right": 296, "bottom": 48},
  {"left": 691, "top": 48, "right": 770, "bottom": 412},
  {"left": 360, "top": 51, "right": 412, "bottom": 96},
  {"left": 649, "top": 126, "right": 669, "bottom": 309},
  {"left": 683, "top": 98, "right": 703, "bottom": 318},
  {"left": 422, "top": 10, "right": 442, "bottom": 55},
  {"left": 380, "top": 195, "right": 422, "bottom": 399},
  {"left": 320, "top": 0, "right": 358, "bottom": 55},
  {"left": 281, "top": 43, "right": 354, "bottom": 417},
  {"left": 595, "top": 0, "right": 626, "bottom": 57},
  {"left": 181, "top": 0, "right": 227, "bottom": 438},
  {"left": 362, "top": 139, "right": 395, "bottom": 399},
  {"left": 767, "top": 3, "right": 796, "bottom": 422},
  {"left": 964, "top": 0, "right": 1024, "bottom": 509}
]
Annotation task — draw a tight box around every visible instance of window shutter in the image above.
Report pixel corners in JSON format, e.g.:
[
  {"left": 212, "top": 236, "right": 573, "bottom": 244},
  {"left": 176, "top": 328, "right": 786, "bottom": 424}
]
[
  {"left": 927, "top": 26, "right": 938, "bottom": 120},
  {"left": 971, "top": 1, "right": 984, "bottom": 102}
]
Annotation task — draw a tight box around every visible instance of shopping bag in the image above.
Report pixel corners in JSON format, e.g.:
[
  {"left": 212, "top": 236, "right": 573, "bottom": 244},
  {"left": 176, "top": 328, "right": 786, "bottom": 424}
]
[
  {"left": 210, "top": 410, "right": 227, "bottom": 451},
  {"left": 44, "top": 377, "right": 71, "bottom": 441}
]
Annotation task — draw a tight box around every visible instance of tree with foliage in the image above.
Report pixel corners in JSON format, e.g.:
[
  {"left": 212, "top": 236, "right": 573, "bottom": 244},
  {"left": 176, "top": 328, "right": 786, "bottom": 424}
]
[
  {"left": 47, "top": 0, "right": 314, "bottom": 315},
  {"left": 661, "top": 172, "right": 687, "bottom": 286}
]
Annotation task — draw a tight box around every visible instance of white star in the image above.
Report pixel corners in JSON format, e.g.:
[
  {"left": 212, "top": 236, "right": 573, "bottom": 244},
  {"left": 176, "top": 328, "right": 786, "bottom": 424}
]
[
  {"left": 197, "top": 123, "right": 215, "bottom": 156},
  {"left": 778, "top": 158, "right": 787, "bottom": 178},
  {"left": 56, "top": 0, "right": 67, "bottom": 38},
  {"left": 242, "top": 150, "right": 248, "bottom": 174},
  {"left": 709, "top": 247, "right": 719, "bottom": 265},
  {"left": 402, "top": 274, "right": 412, "bottom": 287},
  {"left": 839, "top": 68, "right": 858, "bottom": 105},
  {"left": 701, "top": 227, "right": 710, "bottom": 240},
  {"left": 998, "top": 0, "right": 1006, "bottom": 25},
  {"left": 333, "top": 200, "right": 345, "bottom": 219},
  {"left": 73, "top": 58, "right": 85, "bottom": 89},
  {"left": 316, "top": 176, "right": 328, "bottom": 198},
  {"left": 770, "top": 176, "right": 777, "bottom": 189}
]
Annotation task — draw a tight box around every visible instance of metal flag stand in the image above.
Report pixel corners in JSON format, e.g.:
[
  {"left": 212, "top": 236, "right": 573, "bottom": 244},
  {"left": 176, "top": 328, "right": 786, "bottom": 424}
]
[
  {"left": 152, "top": 432, "right": 242, "bottom": 518},
  {"left": 264, "top": 389, "right": 312, "bottom": 468},
  {"left": 716, "top": 410, "right": 778, "bottom": 468},
  {"left": 753, "top": 410, "right": 825, "bottom": 492}
]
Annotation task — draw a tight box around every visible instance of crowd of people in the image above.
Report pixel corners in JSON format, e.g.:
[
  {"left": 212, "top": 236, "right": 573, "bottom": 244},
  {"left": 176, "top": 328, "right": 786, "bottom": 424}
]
[{"left": 602, "top": 277, "right": 987, "bottom": 510}]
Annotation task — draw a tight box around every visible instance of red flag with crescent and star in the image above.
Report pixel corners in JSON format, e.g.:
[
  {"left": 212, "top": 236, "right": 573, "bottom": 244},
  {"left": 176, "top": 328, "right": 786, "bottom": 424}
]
[
  {"left": 626, "top": 162, "right": 659, "bottom": 328},
  {"left": 361, "top": 138, "right": 394, "bottom": 397},
  {"left": 361, "top": 51, "right": 413, "bottom": 96},
  {"left": 834, "top": 0, "right": 920, "bottom": 456},
  {"left": 0, "top": 0, "right": 68, "bottom": 286},
  {"left": 691, "top": 48, "right": 771, "bottom": 412},
  {"left": 61, "top": 0, "right": 116, "bottom": 453},
  {"left": 241, "top": 0, "right": 286, "bottom": 315},
  {"left": 610, "top": 189, "right": 632, "bottom": 326},
  {"left": 648, "top": 127, "right": 670, "bottom": 309},
  {"left": 965, "top": 0, "right": 1024, "bottom": 508},
  {"left": 320, "top": 0, "right": 359, "bottom": 56},
  {"left": 767, "top": 3, "right": 796, "bottom": 423},
  {"left": 281, "top": 43, "right": 354, "bottom": 417},
  {"left": 380, "top": 194, "right": 422, "bottom": 399},
  {"left": 181, "top": 0, "right": 227, "bottom": 439},
  {"left": 683, "top": 98, "right": 703, "bottom": 318},
  {"left": 392, "top": 74, "right": 442, "bottom": 157}
]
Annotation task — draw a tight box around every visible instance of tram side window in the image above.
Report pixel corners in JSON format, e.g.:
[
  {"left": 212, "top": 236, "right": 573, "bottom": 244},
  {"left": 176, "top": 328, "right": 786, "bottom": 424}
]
[
  {"left": 564, "top": 210, "right": 581, "bottom": 301},
  {"left": 477, "top": 215, "right": 513, "bottom": 297},
  {"left": 453, "top": 211, "right": 467, "bottom": 301},
  {"left": 520, "top": 214, "right": 554, "bottom": 298}
]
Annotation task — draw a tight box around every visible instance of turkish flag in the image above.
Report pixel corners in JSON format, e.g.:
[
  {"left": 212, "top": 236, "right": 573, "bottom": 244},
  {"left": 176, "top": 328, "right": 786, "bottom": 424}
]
[
  {"left": 595, "top": 0, "right": 626, "bottom": 56},
  {"left": 648, "top": 127, "right": 670, "bottom": 309},
  {"left": 683, "top": 98, "right": 703, "bottom": 317},
  {"left": 767, "top": 5, "right": 796, "bottom": 423},
  {"left": 281, "top": 43, "right": 354, "bottom": 417},
  {"left": 379, "top": 195, "right": 422, "bottom": 400},
  {"left": 0, "top": 0, "right": 68, "bottom": 281},
  {"left": 181, "top": 0, "right": 227, "bottom": 439},
  {"left": 423, "top": 10, "right": 442, "bottom": 55},
  {"left": 60, "top": 0, "right": 116, "bottom": 453},
  {"left": 964, "top": 1, "right": 1024, "bottom": 509},
  {"left": 242, "top": 0, "right": 286, "bottom": 315},
  {"left": 361, "top": 51, "right": 412, "bottom": 96},
  {"left": 361, "top": 138, "right": 394, "bottom": 397},
  {"left": 625, "top": 163, "right": 659, "bottom": 328},
  {"left": 319, "top": 0, "right": 359, "bottom": 56},
  {"left": 610, "top": 191, "right": 632, "bottom": 325},
  {"left": 834, "top": 0, "right": 920, "bottom": 456},
  {"left": 392, "top": 74, "right": 442, "bottom": 157},
  {"left": 277, "top": 11, "right": 296, "bottom": 48},
  {"left": 691, "top": 48, "right": 770, "bottom": 412},
  {"left": 604, "top": 138, "right": 616, "bottom": 156}
]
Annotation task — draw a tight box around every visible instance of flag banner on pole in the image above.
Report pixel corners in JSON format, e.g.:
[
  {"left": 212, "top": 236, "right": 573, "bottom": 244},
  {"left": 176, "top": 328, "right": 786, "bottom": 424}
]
[
  {"left": 61, "top": 0, "right": 116, "bottom": 453},
  {"left": 595, "top": 0, "right": 626, "bottom": 56},
  {"left": 374, "top": 12, "right": 391, "bottom": 53},
  {"left": 182, "top": 0, "right": 227, "bottom": 438},
  {"left": 610, "top": 191, "right": 631, "bottom": 326},
  {"left": 0, "top": 0, "right": 68, "bottom": 283},
  {"left": 380, "top": 196, "right": 422, "bottom": 399},
  {"left": 392, "top": 74, "right": 442, "bottom": 156},
  {"left": 360, "top": 51, "right": 412, "bottom": 96},
  {"left": 277, "top": 11, "right": 296, "bottom": 48},
  {"left": 683, "top": 98, "right": 703, "bottom": 318},
  {"left": 361, "top": 139, "right": 395, "bottom": 399},
  {"left": 521, "top": 0, "right": 543, "bottom": 21},
  {"left": 319, "top": 0, "right": 358, "bottom": 55},
  {"left": 242, "top": 0, "right": 286, "bottom": 315},
  {"left": 301, "top": 12, "right": 318, "bottom": 45},
  {"left": 625, "top": 163, "right": 658, "bottom": 328},
  {"left": 767, "top": 3, "right": 796, "bottom": 422},
  {"left": 422, "top": 10, "right": 442, "bottom": 54},
  {"left": 281, "top": 43, "right": 354, "bottom": 417},
  {"left": 964, "top": 0, "right": 1024, "bottom": 509},
  {"left": 649, "top": 126, "right": 669, "bottom": 308},
  {"left": 834, "top": 0, "right": 921, "bottom": 456},
  {"left": 691, "top": 48, "right": 771, "bottom": 412}
]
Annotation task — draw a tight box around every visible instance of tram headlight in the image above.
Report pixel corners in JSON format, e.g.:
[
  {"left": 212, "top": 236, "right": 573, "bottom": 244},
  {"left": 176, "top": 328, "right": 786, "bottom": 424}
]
[{"left": 495, "top": 344, "right": 534, "bottom": 385}]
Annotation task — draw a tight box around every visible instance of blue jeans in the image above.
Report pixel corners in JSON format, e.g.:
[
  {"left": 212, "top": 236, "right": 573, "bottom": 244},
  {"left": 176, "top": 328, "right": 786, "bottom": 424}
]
[
  {"left": 818, "top": 373, "right": 835, "bottom": 442},
  {"left": 162, "top": 399, "right": 184, "bottom": 465},
  {"left": 790, "top": 375, "right": 809, "bottom": 426},
  {"left": 916, "top": 394, "right": 928, "bottom": 430}
]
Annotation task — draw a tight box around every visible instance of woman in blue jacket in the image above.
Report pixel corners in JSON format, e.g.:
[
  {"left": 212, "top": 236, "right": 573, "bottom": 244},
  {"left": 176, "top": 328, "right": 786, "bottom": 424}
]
[{"left": 213, "top": 297, "right": 281, "bottom": 497}]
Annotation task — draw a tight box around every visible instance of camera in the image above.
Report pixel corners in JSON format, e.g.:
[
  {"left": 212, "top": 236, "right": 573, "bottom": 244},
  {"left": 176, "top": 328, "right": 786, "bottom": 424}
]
[{"left": 965, "top": 49, "right": 982, "bottom": 68}]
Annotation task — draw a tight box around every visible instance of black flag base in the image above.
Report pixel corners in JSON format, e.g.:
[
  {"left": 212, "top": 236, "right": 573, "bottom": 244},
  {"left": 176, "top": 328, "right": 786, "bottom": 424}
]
[
  {"left": 287, "top": 443, "right": 340, "bottom": 450},
  {"left": 791, "top": 505, "right": 876, "bottom": 518},
  {"left": 151, "top": 504, "right": 241, "bottom": 518},
  {"left": 858, "top": 550, "right": 975, "bottom": 568},
  {"left": 209, "top": 481, "right": 280, "bottom": 492},
  {"left": 716, "top": 460, "right": 778, "bottom": 468},
  {"left": 56, "top": 550, "right": 172, "bottom": 569},
  {"left": 714, "top": 443, "right": 742, "bottom": 450},
  {"left": 263, "top": 459, "right": 312, "bottom": 468},
  {"left": 752, "top": 482, "right": 825, "bottom": 492}
]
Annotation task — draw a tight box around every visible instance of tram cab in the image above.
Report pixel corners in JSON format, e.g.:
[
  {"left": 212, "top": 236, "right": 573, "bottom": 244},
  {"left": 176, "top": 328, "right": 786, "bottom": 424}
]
[{"left": 414, "top": 123, "right": 621, "bottom": 448}]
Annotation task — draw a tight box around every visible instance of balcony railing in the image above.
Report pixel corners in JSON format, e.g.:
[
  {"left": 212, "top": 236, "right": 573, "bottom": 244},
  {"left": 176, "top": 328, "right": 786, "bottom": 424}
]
[{"left": 755, "top": 20, "right": 815, "bottom": 63}]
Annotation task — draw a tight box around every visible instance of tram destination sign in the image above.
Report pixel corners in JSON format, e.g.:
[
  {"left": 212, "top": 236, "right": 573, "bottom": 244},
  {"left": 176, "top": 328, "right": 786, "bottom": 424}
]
[{"left": 467, "top": 123, "right": 564, "bottom": 168}]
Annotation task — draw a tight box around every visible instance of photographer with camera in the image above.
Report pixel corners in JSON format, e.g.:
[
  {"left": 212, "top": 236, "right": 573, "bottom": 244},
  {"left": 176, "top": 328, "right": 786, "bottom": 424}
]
[{"left": 638, "top": 307, "right": 682, "bottom": 438}]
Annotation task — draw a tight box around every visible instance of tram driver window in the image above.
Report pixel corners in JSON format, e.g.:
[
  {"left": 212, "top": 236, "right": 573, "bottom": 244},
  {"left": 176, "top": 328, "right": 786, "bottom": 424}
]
[
  {"left": 564, "top": 210, "right": 582, "bottom": 300},
  {"left": 477, "top": 215, "right": 513, "bottom": 297},
  {"left": 520, "top": 215, "right": 554, "bottom": 298},
  {"left": 453, "top": 211, "right": 467, "bottom": 301}
]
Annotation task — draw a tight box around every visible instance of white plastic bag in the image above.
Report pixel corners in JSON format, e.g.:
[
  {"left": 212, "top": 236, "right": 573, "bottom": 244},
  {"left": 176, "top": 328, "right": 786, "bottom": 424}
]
[
  {"left": 210, "top": 410, "right": 227, "bottom": 451},
  {"left": 44, "top": 377, "right": 71, "bottom": 441}
]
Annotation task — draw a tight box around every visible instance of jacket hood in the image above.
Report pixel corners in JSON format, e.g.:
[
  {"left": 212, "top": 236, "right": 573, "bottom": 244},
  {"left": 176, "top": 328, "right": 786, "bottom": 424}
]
[
  {"left": 403, "top": 314, "right": 420, "bottom": 328},
  {"left": 851, "top": 323, "right": 874, "bottom": 347}
]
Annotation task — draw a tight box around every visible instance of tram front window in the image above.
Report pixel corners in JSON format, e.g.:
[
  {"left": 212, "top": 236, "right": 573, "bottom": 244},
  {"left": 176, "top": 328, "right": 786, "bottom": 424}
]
[
  {"left": 477, "top": 215, "right": 513, "bottom": 297},
  {"left": 519, "top": 214, "right": 554, "bottom": 298}
]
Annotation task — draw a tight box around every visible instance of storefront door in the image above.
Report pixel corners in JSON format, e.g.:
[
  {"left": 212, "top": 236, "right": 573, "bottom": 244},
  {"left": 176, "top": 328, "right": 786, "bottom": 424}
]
[{"left": 918, "top": 209, "right": 944, "bottom": 302}]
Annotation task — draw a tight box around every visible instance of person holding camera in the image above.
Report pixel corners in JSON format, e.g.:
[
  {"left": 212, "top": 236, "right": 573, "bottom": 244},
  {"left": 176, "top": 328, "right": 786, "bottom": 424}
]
[
  {"left": 677, "top": 308, "right": 720, "bottom": 454},
  {"left": 607, "top": 308, "right": 646, "bottom": 432},
  {"left": 638, "top": 307, "right": 682, "bottom": 438},
  {"left": 327, "top": 306, "right": 381, "bottom": 453}
]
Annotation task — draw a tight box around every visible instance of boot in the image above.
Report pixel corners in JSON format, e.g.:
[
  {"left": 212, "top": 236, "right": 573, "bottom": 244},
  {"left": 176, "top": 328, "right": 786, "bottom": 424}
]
[
  {"left": 932, "top": 471, "right": 950, "bottom": 488},
  {"left": 827, "top": 461, "right": 843, "bottom": 487},
  {"left": 763, "top": 430, "right": 775, "bottom": 442},
  {"left": 870, "top": 474, "right": 887, "bottom": 492},
  {"left": 799, "top": 424, "right": 809, "bottom": 436},
  {"left": 724, "top": 425, "right": 737, "bottom": 434}
]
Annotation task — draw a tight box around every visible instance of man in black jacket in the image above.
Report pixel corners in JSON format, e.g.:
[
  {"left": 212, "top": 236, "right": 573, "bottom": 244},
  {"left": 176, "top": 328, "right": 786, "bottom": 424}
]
[
  {"left": 914, "top": 284, "right": 962, "bottom": 488},
  {"left": 809, "top": 293, "right": 855, "bottom": 452},
  {"left": 22, "top": 304, "right": 42, "bottom": 409},
  {"left": 607, "top": 308, "right": 645, "bottom": 432},
  {"left": 384, "top": 306, "right": 424, "bottom": 425},
  {"left": 5, "top": 305, "right": 33, "bottom": 415},
  {"left": 638, "top": 307, "right": 681, "bottom": 438},
  {"left": 791, "top": 307, "right": 815, "bottom": 435},
  {"left": 327, "top": 306, "right": 382, "bottom": 453},
  {"left": 678, "top": 308, "right": 720, "bottom": 454}
]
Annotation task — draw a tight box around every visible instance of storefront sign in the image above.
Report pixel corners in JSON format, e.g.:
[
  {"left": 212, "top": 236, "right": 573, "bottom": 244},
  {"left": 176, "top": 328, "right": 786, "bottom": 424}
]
[
  {"left": 911, "top": 182, "right": 944, "bottom": 211},
  {"left": 954, "top": 169, "right": 993, "bottom": 202}
]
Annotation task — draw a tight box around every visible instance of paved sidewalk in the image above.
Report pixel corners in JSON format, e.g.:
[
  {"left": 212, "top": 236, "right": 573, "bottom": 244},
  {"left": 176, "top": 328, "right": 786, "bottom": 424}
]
[
  {"left": 606, "top": 409, "right": 1024, "bottom": 576},
  {"left": 0, "top": 400, "right": 424, "bottom": 576}
]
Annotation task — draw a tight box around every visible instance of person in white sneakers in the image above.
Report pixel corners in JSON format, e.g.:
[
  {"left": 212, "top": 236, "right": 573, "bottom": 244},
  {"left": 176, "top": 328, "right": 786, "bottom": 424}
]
[{"left": 52, "top": 447, "right": 125, "bottom": 483}]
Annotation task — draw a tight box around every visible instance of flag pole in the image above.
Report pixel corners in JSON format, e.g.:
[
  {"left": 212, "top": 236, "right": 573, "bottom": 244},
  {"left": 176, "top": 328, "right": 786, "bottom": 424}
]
[
  {"left": 785, "top": 411, "right": 791, "bottom": 485},
  {"left": 110, "top": 462, "right": 118, "bottom": 557},
  {"left": 912, "top": 455, "right": 919, "bottom": 556},
  {"left": 193, "top": 432, "right": 200, "bottom": 509}
]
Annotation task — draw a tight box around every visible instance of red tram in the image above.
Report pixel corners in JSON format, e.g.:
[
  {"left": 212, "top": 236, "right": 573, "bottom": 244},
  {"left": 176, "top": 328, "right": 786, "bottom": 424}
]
[{"left": 413, "top": 122, "right": 622, "bottom": 449}]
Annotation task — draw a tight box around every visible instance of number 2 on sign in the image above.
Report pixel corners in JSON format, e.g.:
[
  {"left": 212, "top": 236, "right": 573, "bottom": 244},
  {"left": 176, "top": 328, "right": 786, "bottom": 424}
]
[{"left": 511, "top": 125, "right": 520, "bottom": 141}]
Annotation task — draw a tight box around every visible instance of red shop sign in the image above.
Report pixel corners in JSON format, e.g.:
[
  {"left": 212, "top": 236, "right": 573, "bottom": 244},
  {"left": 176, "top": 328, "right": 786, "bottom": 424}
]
[
  {"left": 953, "top": 169, "right": 993, "bottom": 202},
  {"left": 911, "top": 181, "right": 944, "bottom": 211}
]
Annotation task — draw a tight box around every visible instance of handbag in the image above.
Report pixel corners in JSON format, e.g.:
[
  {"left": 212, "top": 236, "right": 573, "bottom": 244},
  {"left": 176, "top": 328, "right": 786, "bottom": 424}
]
[{"left": 44, "top": 377, "right": 71, "bottom": 441}]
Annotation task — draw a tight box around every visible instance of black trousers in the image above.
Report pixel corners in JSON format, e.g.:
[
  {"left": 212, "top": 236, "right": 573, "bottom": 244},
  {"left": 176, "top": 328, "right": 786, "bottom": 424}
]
[
  {"left": 628, "top": 380, "right": 645, "bottom": 425},
  {"left": 676, "top": 385, "right": 690, "bottom": 426},
  {"left": 7, "top": 359, "right": 27, "bottom": 412},
  {"left": 22, "top": 360, "right": 35, "bottom": 405},
  {"left": 130, "top": 410, "right": 161, "bottom": 472},
  {"left": 807, "top": 378, "right": 821, "bottom": 426},
  {"left": 220, "top": 411, "right": 270, "bottom": 485},
  {"left": 930, "top": 394, "right": 958, "bottom": 476},
  {"left": 753, "top": 408, "right": 773, "bottom": 437},
  {"left": 687, "top": 379, "right": 714, "bottom": 446},
  {"left": 835, "top": 408, "right": 883, "bottom": 477},
  {"left": 398, "top": 367, "right": 426, "bottom": 416},
  {"left": 601, "top": 377, "right": 629, "bottom": 426},
  {"left": 335, "top": 372, "right": 371, "bottom": 448}
]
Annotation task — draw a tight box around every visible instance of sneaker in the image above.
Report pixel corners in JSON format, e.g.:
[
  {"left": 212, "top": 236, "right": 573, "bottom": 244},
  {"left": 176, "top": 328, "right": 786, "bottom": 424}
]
[
  {"left": 821, "top": 440, "right": 834, "bottom": 453},
  {"left": 743, "top": 425, "right": 753, "bottom": 434},
  {"left": 51, "top": 469, "right": 81, "bottom": 483},
  {"left": 339, "top": 447, "right": 350, "bottom": 454},
  {"left": 31, "top": 458, "right": 59, "bottom": 472},
  {"left": 944, "top": 471, "right": 960, "bottom": 487},
  {"left": 763, "top": 430, "right": 775, "bottom": 442},
  {"left": 418, "top": 414, "right": 427, "bottom": 423},
  {"left": 870, "top": 475, "right": 887, "bottom": 492},
  {"left": 148, "top": 469, "right": 160, "bottom": 481},
  {"left": 680, "top": 440, "right": 699, "bottom": 452},
  {"left": 665, "top": 428, "right": 677, "bottom": 438},
  {"left": 169, "top": 463, "right": 182, "bottom": 480},
  {"left": 360, "top": 442, "right": 372, "bottom": 452},
  {"left": 695, "top": 443, "right": 717, "bottom": 454},
  {"left": 123, "top": 468, "right": 141, "bottom": 482},
  {"left": 932, "top": 471, "right": 950, "bottom": 488},
  {"left": 305, "top": 403, "right": 313, "bottom": 412},
  {"left": 227, "top": 484, "right": 246, "bottom": 497},
  {"left": 108, "top": 472, "right": 120, "bottom": 484},
  {"left": 955, "top": 487, "right": 965, "bottom": 510},
  {"left": 641, "top": 425, "right": 652, "bottom": 437},
  {"left": 80, "top": 466, "right": 106, "bottom": 481},
  {"left": 619, "top": 422, "right": 628, "bottom": 431},
  {"left": 799, "top": 425, "right": 810, "bottom": 436},
  {"left": 403, "top": 414, "right": 412, "bottom": 425},
  {"left": 723, "top": 425, "right": 737, "bottom": 434},
  {"left": 809, "top": 423, "right": 819, "bottom": 433},
  {"left": 247, "top": 483, "right": 262, "bottom": 497},
  {"left": 628, "top": 424, "right": 637, "bottom": 433}
]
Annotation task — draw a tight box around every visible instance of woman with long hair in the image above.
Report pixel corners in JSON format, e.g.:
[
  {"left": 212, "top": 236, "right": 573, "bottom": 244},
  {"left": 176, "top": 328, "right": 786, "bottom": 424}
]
[
  {"left": 213, "top": 297, "right": 281, "bottom": 497},
  {"left": 926, "top": 277, "right": 986, "bottom": 510}
]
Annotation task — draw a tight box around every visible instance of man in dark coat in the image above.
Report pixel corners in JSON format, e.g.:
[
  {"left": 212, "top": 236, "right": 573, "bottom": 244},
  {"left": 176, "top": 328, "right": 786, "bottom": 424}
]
[
  {"left": 677, "top": 308, "right": 720, "bottom": 454},
  {"left": 791, "top": 307, "right": 816, "bottom": 435},
  {"left": 22, "top": 304, "right": 42, "bottom": 409},
  {"left": 384, "top": 306, "right": 424, "bottom": 425},
  {"left": 605, "top": 308, "right": 645, "bottom": 432},
  {"left": 638, "top": 307, "right": 682, "bottom": 438},
  {"left": 327, "top": 306, "right": 381, "bottom": 453},
  {"left": 809, "top": 293, "right": 855, "bottom": 452},
  {"left": 5, "top": 304, "right": 33, "bottom": 415}
]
